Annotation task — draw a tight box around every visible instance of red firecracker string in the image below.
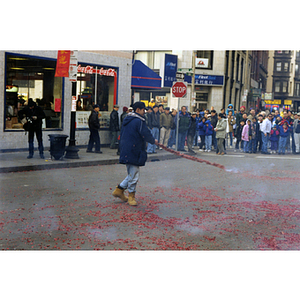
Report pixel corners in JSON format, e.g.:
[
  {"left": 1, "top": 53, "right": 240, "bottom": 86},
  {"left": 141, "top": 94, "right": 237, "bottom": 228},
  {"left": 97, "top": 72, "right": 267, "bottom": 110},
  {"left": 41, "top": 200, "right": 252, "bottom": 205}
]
[{"left": 157, "top": 143, "right": 225, "bottom": 170}]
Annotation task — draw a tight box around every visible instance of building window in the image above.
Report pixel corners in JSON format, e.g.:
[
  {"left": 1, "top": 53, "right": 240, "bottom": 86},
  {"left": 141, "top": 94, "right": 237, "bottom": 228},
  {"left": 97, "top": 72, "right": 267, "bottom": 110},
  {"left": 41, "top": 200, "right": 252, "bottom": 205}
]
[
  {"left": 195, "top": 92, "right": 208, "bottom": 102},
  {"left": 295, "top": 83, "right": 300, "bottom": 96},
  {"left": 75, "top": 64, "right": 117, "bottom": 129},
  {"left": 282, "top": 81, "right": 288, "bottom": 93},
  {"left": 276, "top": 62, "right": 282, "bottom": 71},
  {"left": 236, "top": 54, "right": 240, "bottom": 82},
  {"left": 284, "top": 62, "right": 289, "bottom": 72},
  {"left": 275, "top": 81, "right": 280, "bottom": 92},
  {"left": 5, "top": 53, "right": 63, "bottom": 130},
  {"left": 195, "top": 51, "right": 214, "bottom": 69}
]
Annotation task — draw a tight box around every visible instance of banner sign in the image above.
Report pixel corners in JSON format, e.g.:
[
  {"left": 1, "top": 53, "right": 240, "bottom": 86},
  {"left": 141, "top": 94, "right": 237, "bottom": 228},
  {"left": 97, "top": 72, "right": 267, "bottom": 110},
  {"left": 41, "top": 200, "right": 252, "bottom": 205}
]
[
  {"left": 163, "top": 53, "right": 178, "bottom": 87},
  {"left": 55, "top": 50, "right": 71, "bottom": 77},
  {"left": 184, "top": 74, "right": 224, "bottom": 86}
]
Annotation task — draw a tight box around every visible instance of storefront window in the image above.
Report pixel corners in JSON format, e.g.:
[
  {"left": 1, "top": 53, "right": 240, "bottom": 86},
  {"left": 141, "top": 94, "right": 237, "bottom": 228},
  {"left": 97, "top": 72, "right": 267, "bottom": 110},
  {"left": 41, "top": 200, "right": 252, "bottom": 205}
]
[
  {"left": 5, "top": 53, "right": 63, "bottom": 130},
  {"left": 75, "top": 64, "right": 117, "bottom": 129}
]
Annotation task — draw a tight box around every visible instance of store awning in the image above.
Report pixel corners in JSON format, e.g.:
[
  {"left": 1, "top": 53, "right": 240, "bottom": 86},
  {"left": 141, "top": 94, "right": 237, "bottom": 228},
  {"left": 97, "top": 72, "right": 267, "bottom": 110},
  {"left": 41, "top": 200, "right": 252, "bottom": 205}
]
[{"left": 131, "top": 60, "right": 162, "bottom": 89}]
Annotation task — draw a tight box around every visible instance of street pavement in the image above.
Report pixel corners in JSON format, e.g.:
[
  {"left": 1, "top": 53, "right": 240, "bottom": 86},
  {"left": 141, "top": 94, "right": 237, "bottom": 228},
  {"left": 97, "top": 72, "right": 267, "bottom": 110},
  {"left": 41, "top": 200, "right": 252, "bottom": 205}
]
[{"left": 1, "top": 146, "right": 300, "bottom": 251}]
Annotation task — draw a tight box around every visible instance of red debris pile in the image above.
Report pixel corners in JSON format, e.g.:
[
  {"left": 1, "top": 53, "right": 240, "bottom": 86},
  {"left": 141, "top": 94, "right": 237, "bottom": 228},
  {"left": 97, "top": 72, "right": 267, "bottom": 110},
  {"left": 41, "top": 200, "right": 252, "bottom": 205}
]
[{"left": 157, "top": 143, "right": 225, "bottom": 170}]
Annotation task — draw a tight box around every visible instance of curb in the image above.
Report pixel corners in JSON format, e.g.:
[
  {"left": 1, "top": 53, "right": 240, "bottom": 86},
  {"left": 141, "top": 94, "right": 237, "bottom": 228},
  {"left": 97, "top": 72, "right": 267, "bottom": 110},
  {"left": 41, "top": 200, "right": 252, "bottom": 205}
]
[{"left": 0, "top": 153, "right": 179, "bottom": 174}]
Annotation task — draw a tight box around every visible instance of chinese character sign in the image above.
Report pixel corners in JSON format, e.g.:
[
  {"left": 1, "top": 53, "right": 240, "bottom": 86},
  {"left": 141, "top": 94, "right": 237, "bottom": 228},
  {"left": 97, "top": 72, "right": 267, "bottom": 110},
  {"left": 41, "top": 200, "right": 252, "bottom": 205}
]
[{"left": 55, "top": 50, "right": 71, "bottom": 77}]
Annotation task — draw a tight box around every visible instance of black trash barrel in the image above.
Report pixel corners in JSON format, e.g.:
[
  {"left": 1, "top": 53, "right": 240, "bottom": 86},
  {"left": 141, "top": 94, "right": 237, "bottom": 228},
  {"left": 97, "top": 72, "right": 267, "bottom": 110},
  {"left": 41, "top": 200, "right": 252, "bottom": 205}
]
[{"left": 48, "top": 134, "right": 69, "bottom": 160}]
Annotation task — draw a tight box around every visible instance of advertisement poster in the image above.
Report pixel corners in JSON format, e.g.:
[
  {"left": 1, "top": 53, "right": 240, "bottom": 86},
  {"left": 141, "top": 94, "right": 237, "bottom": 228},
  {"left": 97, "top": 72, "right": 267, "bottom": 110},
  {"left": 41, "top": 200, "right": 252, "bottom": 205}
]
[{"left": 54, "top": 98, "right": 61, "bottom": 112}]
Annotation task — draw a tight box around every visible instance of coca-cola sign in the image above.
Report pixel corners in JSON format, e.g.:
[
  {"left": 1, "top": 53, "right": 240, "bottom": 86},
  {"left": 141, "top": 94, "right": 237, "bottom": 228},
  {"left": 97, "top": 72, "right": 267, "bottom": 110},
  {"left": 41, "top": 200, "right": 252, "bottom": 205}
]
[{"left": 77, "top": 65, "right": 116, "bottom": 77}]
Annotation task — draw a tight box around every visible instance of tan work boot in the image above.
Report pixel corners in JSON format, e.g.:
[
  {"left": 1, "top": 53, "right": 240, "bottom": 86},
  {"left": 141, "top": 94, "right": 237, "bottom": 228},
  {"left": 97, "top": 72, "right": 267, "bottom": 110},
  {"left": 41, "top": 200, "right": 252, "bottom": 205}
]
[
  {"left": 128, "top": 192, "right": 137, "bottom": 206},
  {"left": 112, "top": 186, "right": 128, "bottom": 202}
]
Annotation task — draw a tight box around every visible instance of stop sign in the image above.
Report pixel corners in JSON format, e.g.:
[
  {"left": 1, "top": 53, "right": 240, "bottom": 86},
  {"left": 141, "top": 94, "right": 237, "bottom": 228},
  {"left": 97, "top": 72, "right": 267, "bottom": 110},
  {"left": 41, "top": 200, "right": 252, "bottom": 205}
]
[{"left": 172, "top": 81, "right": 187, "bottom": 98}]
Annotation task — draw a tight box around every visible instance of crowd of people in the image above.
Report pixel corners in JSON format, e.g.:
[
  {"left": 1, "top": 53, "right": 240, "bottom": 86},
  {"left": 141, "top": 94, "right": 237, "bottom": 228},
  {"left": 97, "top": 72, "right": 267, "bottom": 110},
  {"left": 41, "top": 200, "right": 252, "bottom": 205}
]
[{"left": 113, "top": 102, "right": 300, "bottom": 156}]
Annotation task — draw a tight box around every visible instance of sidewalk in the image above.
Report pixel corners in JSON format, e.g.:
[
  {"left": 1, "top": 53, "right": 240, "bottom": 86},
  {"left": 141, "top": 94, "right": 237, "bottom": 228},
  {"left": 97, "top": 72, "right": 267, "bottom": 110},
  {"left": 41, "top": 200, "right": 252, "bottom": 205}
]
[
  {"left": 0, "top": 147, "right": 179, "bottom": 173},
  {"left": 1, "top": 145, "right": 298, "bottom": 173}
]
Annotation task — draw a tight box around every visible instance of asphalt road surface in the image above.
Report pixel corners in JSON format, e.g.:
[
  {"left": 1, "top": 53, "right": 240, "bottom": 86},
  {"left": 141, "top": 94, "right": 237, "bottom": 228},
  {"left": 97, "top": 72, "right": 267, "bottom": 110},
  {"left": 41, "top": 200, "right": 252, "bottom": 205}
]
[{"left": 1, "top": 152, "right": 300, "bottom": 250}]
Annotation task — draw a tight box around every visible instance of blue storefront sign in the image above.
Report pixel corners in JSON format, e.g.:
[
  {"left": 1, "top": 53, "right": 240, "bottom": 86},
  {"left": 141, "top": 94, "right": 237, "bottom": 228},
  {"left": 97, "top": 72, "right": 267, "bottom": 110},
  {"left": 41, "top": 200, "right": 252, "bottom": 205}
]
[
  {"left": 185, "top": 74, "right": 224, "bottom": 86},
  {"left": 163, "top": 54, "right": 178, "bottom": 87}
]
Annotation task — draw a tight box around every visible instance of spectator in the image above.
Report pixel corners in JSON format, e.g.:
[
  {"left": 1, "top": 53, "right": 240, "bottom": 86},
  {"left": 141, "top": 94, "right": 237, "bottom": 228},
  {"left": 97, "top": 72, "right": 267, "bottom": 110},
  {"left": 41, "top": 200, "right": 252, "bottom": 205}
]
[
  {"left": 257, "top": 114, "right": 264, "bottom": 152},
  {"left": 176, "top": 106, "right": 191, "bottom": 151},
  {"left": 249, "top": 117, "right": 258, "bottom": 153},
  {"left": 87, "top": 104, "right": 102, "bottom": 154},
  {"left": 242, "top": 119, "right": 251, "bottom": 153},
  {"left": 147, "top": 105, "right": 160, "bottom": 154},
  {"left": 270, "top": 124, "right": 279, "bottom": 154},
  {"left": 194, "top": 110, "right": 201, "bottom": 147},
  {"left": 198, "top": 117, "right": 207, "bottom": 151},
  {"left": 278, "top": 122, "right": 289, "bottom": 155},
  {"left": 148, "top": 98, "right": 156, "bottom": 108},
  {"left": 109, "top": 104, "right": 120, "bottom": 149},
  {"left": 260, "top": 113, "right": 273, "bottom": 154},
  {"left": 226, "top": 104, "right": 235, "bottom": 116},
  {"left": 234, "top": 120, "right": 245, "bottom": 152},
  {"left": 210, "top": 109, "right": 218, "bottom": 150},
  {"left": 293, "top": 112, "right": 300, "bottom": 154},
  {"left": 215, "top": 113, "right": 227, "bottom": 155},
  {"left": 187, "top": 112, "right": 197, "bottom": 154},
  {"left": 204, "top": 119, "right": 213, "bottom": 152},
  {"left": 247, "top": 109, "right": 256, "bottom": 121},
  {"left": 235, "top": 106, "right": 246, "bottom": 134},
  {"left": 120, "top": 106, "right": 128, "bottom": 127},
  {"left": 167, "top": 109, "right": 177, "bottom": 149},
  {"left": 145, "top": 107, "right": 153, "bottom": 127},
  {"left": 158, "top": 104, "right": 164, "bottom": 115},
  {"left": 18, "top": 99, "right": 46, "bottom": 159},
  {"left": 227, "top": 111, "right": 236, "bottom": 148},
  {"left": 159, "top": 107, "right": 173, "bottom": 147}
]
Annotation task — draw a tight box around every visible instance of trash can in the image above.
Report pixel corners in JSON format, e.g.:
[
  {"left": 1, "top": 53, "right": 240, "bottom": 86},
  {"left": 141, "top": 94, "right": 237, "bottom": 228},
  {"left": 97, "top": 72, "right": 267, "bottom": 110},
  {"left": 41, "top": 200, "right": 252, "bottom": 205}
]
[{"left": 48, "top": 134, "right": 69, "bottom": 160}]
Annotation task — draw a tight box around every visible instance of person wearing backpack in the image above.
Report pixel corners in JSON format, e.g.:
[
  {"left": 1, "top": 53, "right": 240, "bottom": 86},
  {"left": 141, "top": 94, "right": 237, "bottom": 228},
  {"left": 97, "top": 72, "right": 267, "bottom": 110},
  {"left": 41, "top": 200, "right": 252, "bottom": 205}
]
[{"left": 293, "top": 112, "right": 300, "bottom": 154}]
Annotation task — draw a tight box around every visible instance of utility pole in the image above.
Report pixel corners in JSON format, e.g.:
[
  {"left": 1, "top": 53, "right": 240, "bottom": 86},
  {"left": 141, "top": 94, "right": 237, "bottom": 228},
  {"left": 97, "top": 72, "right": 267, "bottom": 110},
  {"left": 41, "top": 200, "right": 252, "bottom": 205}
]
[{"left": 191, "top": 50, "right": 196, "bottom": 111}]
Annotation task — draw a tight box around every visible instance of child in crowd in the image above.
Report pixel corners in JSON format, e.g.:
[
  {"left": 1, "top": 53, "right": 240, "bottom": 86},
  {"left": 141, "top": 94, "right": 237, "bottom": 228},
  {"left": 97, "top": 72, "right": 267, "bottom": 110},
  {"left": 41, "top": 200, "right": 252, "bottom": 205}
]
[
  {"left": 270, "top": 124, "right": 279, "bottom": 154},
  {"left": 249, "top": 117, "right": 258, "bottom": 153},
  {"left": 242, "top": 119, "right": 251, "bottom": 153},
  {"left": 204, "top": 119, "right": 213, "bottom": 152},
  {"left": 198, "top": 117, "right": 207, "bottom": 151},
  {"left": 235, "top": 120, "right": 245, "bottom": 152},
  {"left": 278, "top": 122, "right": 289, "bottom": 155}
]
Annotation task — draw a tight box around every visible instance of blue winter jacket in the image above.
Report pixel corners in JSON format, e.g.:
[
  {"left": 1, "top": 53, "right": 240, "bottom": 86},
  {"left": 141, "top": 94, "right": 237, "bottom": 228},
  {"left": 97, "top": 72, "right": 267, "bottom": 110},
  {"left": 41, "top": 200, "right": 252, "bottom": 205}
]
[
  {"left": 279, "top": 125, "right": 289, "bottom": 138},
  {"left": 269, "top": 129, "right": 279, "bottom": 142},
  {"left": 119, "top": 112, "right": 155, "bottom": 166},
  {"left": 205, "top": 120, "right": 214, "bottom": 136},
  {"left": 226, "top": 104, "right": 235, "bottom": 116},
  {"left": 198, "top": 120, "right": 207, "bottom": 135}
]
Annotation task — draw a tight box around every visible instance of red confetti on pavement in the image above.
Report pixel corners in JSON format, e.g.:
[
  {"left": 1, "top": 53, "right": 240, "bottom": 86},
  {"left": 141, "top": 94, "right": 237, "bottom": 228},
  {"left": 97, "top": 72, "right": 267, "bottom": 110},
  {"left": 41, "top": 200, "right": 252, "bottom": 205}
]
[{"left": 157, "top": 143, "right": 225, "bottom": 170}]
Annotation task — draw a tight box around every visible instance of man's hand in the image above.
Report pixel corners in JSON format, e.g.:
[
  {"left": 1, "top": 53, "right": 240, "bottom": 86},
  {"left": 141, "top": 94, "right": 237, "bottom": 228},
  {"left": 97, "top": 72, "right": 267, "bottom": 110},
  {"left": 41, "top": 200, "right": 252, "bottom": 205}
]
[
  {"left": 154, "top": 139, "right": 159, "bottom": 145},
  {"left": 32, "top": 116, "right": 37, "bottom": 120}
]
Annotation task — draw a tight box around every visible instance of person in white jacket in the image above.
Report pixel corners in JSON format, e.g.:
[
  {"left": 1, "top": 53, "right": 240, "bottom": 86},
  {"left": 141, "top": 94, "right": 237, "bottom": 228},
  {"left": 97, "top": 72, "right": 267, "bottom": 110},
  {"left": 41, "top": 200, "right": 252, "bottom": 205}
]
[{"left": 260, "top": 114, "right": 273, "bottom": 154}]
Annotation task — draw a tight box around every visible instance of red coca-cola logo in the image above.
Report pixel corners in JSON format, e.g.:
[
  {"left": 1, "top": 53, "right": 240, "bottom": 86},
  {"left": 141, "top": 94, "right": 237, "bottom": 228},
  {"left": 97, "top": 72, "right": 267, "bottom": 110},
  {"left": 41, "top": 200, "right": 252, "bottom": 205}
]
[{"left": 77, "top": 65, "right": 116, "bottom": 77}]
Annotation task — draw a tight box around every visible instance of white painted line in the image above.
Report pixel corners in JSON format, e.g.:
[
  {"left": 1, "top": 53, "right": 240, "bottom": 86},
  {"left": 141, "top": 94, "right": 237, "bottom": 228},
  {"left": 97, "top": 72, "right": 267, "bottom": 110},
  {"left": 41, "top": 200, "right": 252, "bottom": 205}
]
[{"left": 255, "top": 156, "right": 300, "bottom": 160}]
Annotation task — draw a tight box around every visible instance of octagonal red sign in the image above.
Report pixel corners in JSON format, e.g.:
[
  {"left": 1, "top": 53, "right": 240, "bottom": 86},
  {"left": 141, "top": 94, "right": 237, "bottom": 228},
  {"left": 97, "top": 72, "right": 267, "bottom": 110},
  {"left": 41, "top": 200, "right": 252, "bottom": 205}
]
[{"left": 172, "top": 81, "right": 187, "bottom": 98}]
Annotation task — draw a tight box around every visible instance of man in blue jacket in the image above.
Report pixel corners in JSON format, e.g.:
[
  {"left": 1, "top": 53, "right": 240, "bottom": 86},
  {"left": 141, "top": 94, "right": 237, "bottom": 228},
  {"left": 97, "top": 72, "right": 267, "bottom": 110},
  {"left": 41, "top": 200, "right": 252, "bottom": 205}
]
[{"left": 112, "top": 101, "right": 158, "bottom": 206}]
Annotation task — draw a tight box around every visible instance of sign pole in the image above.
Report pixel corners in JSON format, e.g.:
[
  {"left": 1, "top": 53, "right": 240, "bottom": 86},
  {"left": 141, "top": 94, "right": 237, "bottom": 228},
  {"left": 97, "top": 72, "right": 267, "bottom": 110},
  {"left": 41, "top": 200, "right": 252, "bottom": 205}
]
[
  {"left": 65, "top": 82, "right": 80, "bottom": 159},
  {"left": 175, "top": 97, "right": 180, "bottom": 151},
  {"left": 65, "top": 50, "right": 79, "bottom": 159}
]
